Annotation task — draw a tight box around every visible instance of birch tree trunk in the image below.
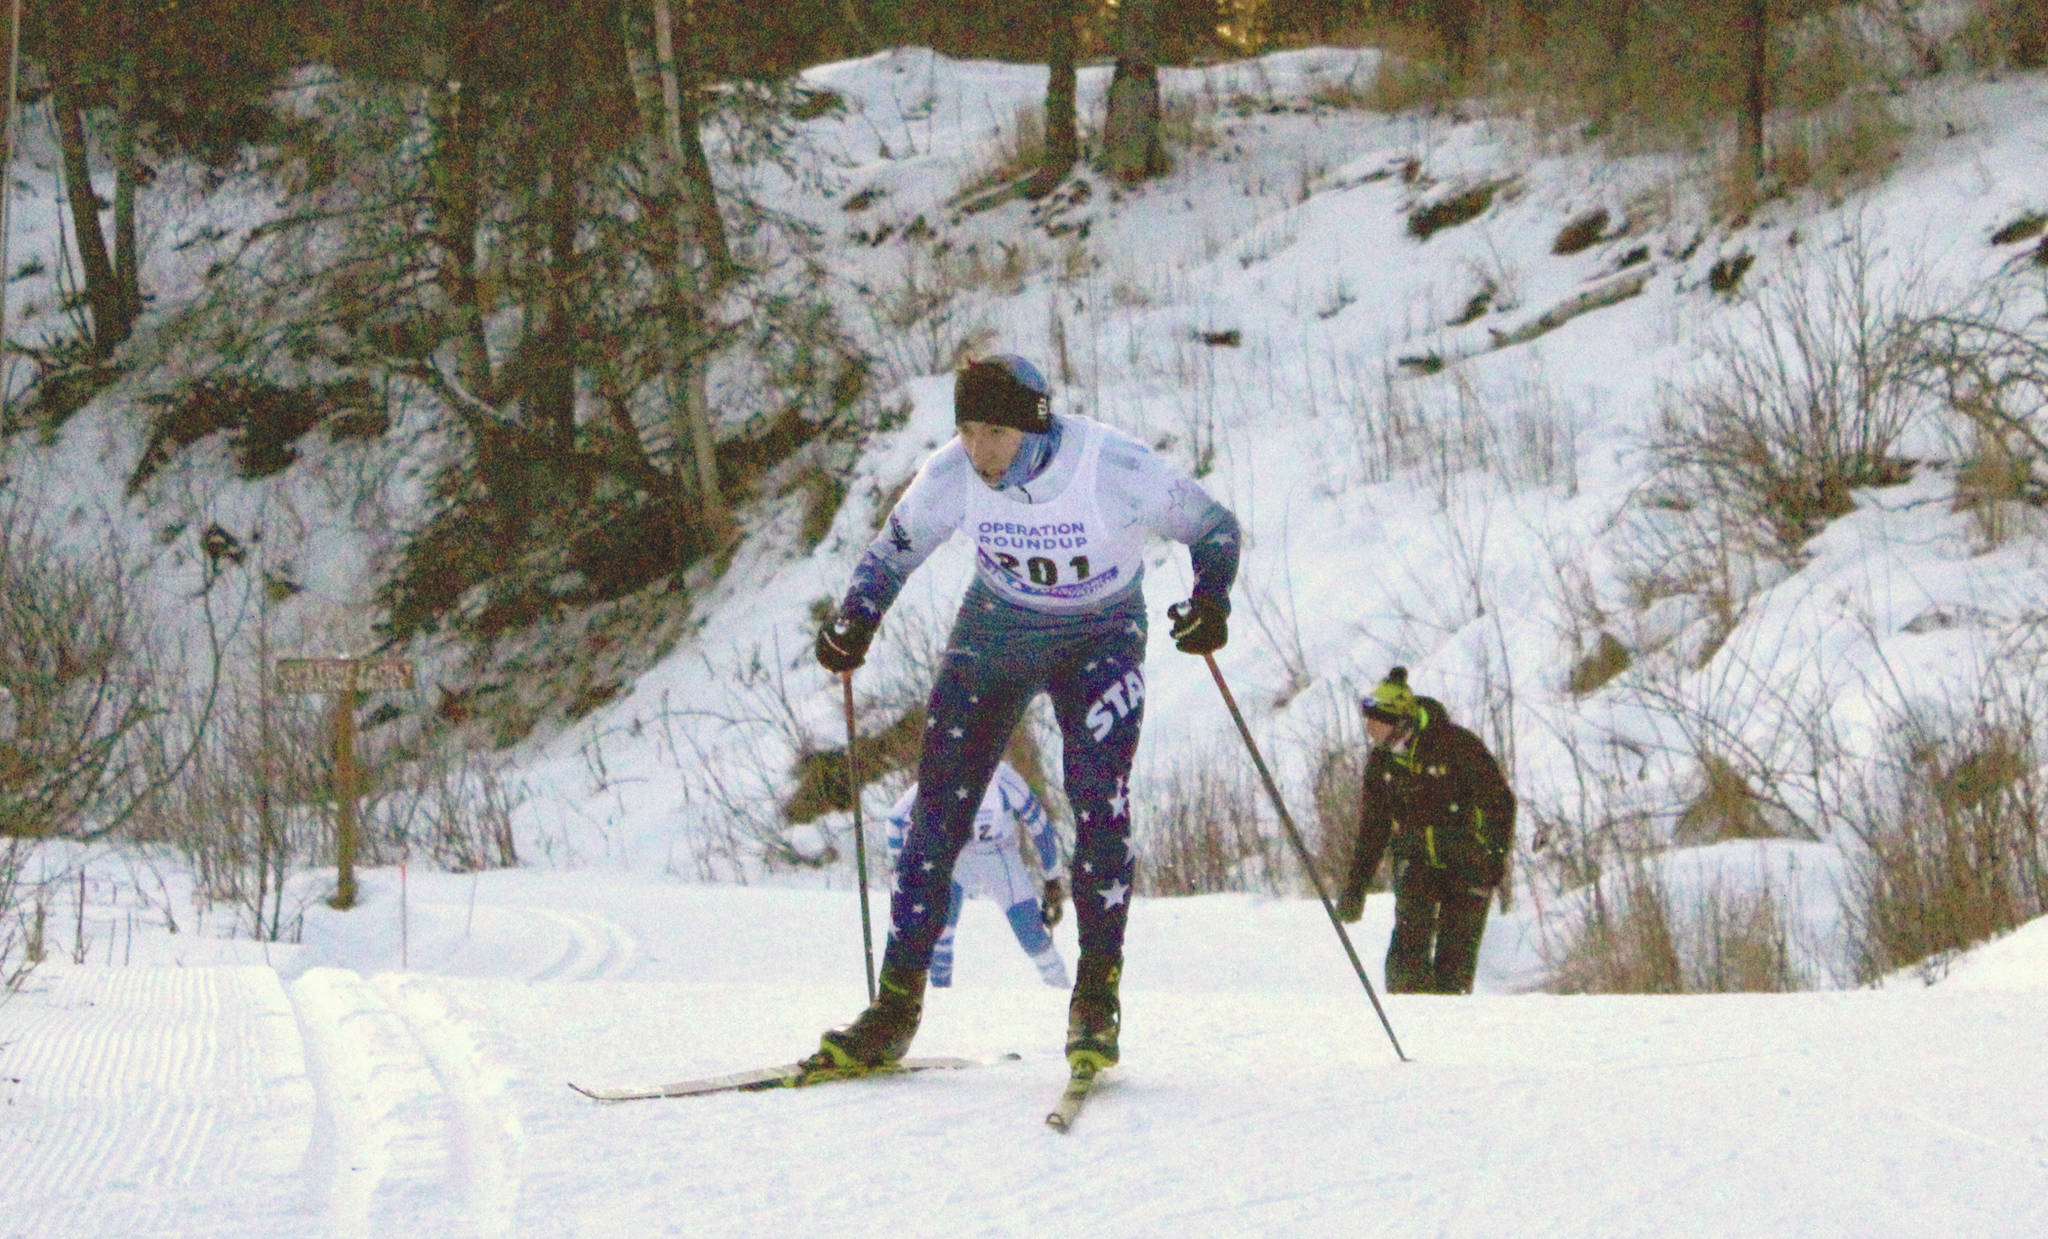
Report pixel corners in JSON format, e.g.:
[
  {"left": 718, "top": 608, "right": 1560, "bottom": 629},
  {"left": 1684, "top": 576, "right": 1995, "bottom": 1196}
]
[{"left": 649, "top": 0, "right": 726, "bottom": 532}]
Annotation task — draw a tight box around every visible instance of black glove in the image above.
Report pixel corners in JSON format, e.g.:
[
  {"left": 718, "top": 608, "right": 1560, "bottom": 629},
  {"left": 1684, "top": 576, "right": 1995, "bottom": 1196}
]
[
  {"left": 815, "top": 610, "right": 876, "bottom": 673},
  {"left": 1041, "top": 878, "right": 1066, "bottom": 928},
  {"left": 1167, "top": 596, "right": 1228, "bottom": 655},
  {"left": 1334, "top": 889, "right": 1364, "bottom": 924}
]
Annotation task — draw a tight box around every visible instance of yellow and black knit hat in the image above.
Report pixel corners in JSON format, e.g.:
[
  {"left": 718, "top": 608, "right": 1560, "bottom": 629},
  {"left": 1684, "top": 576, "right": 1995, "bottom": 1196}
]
[{"left": 1361, "top": 666, "right": 1419, "bottom": 724}]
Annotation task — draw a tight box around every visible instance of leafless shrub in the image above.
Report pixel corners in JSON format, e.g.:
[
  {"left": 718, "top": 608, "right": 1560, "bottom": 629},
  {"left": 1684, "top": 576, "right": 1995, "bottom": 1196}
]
[
  {"left": 1360, "top": 46, "right": 1456, "bottom": 115},
  {"left": 1544, "top": 850, "right": 1684, "bottom": 993},
  {"left": 1911, "top": 271, "right": 2048, "bottom": 548},
  {"left": 1541, "top": 830, "right": 1806, "bottom": 994},
  {"left": 1618, "top": 609, "right": 1851, "bottom": 845},
  {"left": 379, "top": 749, "right": 524, "bottom": 874},
  {"left": 1334, "top": 360, "right": 1579, "bottom": 498},
  {"left": 0, "top": 503, "right": 173, "bottom": 841},
  {"left": 866, "top": 236, "right": 1048, "bottom": 384},
  {"left": 1952, "top": 419, "right": 2031, "bottom": 549},
  {"left": 144, "top": 688, "right": 330, "bottom": 940},
  {"left": 1652, "top": 221, "right": 1929, "bottom": 555},
  {"left": 1293, "top": 689, "right": 1368, "bottom": 893},
  {"left": 1136, "top": 745, "right": 1283, "bottom": 897},
  {"left": 1843, "top": 691, "right": 2048, "bottom": 983},
  {"left": 1770, "top": 95, "right": 1911, "bottom": 207},
  {"left": 953, "top": 101, "right": 1050, "bottom": 202},
  {"left": 1, "top": 837, "right": 35, "bottom": 993}
]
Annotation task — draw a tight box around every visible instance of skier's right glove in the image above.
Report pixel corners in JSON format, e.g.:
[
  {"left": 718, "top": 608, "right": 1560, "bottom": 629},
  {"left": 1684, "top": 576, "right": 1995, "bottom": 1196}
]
[
  {"left": 1334, "top": 889, "right": 1364, "bottom": 924},
  {"left": 815, "top": 609, "right": 877, "bottom": 673},
  {"left": 1041, "top": 878, "right": 1066, "bottom": 928}
]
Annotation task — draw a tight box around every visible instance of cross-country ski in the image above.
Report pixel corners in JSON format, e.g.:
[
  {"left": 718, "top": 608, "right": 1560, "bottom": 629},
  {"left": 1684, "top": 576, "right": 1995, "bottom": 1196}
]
[
  {"left": 1044, "top": 1064, "right": 1103, "bottom": 1133},
  {"left": 569, "top": 1053, "right": 1021, "bottom": 1102}
]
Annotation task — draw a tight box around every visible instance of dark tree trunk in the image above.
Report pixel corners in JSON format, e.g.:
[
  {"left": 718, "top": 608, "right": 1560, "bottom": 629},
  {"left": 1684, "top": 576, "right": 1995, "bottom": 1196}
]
[
  {"left": 1432, "top": 0, "right": 1476, "bottom": 82},
  {"left": 1103, "top": 0, "right": 1165, "bottom": 184},
  {"left": 51, "top": 78, "right": 129, "bottom": 355},
  {"left": 534, "top": 102, "right": 581, "bottom": 465},
  {"left": 1738, "top": 0, "right": 1768, "bottom": 190},
  {"left": 1029, "top": 0, "right": 1079, "bottom": 198},
  {"left": 111, "top": 0, "right": 142, "bottom": 331},
  {"left": 1594, "top": 0, "right": 1635, "bottom": 129}
]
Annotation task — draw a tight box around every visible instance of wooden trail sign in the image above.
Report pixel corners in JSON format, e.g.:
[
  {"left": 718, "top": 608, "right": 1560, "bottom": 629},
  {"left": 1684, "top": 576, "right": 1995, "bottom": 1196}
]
[
  {"left": 274, "top": 657, "right": 416, "bottom": 695},
  {"left": 274, "top": 655, "right": 415, "bottom": 910}
]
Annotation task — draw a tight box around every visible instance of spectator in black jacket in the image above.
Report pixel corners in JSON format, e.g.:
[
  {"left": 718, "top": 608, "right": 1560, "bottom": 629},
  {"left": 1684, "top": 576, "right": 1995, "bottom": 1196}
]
[{"left": 1335, "top": 667, "right": 1516, "bottom": 994}]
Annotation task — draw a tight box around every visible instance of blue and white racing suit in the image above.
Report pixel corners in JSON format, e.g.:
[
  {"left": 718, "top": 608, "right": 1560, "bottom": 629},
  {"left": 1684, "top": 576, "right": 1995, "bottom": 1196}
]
[
  {"left": 885, "top": 762, "right": 1068, "bottom": 987},
  {"left": 835, "top": 413, "right": 1239, "bottom": 976}
]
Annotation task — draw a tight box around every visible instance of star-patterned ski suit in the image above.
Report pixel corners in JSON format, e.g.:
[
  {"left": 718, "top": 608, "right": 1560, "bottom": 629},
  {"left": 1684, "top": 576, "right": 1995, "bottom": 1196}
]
[{"left": 834, "top": 413, "right": 1239, "bottom": 976}]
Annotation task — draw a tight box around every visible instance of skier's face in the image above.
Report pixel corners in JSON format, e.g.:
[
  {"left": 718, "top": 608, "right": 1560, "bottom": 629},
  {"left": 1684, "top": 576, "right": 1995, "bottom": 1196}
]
[
  {"left": 959, "top": 420, "right": 1025, "bottom": 487},
  {"left": 1365, "top": 716, "right": 1402, "bottom": 747}
]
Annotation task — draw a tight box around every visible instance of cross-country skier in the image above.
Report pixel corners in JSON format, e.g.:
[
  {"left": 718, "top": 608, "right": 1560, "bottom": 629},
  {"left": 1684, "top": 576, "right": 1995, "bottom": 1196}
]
[
  {"left": 884, "top": 760, "right": 1070, "bottom": 989},
  {"left": 1334, "top": 667, "right": 1517, "bottom": 994},
  {"left": 808, "top": 353, "right": 1240, "bottom": 1073}
]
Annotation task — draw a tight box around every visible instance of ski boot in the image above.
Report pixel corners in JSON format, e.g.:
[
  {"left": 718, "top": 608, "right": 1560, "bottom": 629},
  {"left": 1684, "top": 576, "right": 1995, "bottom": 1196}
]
[
  {"left": 1064, "top": 954, "right": 1121, "bottom": 1071},
  {"left": 804, "top": 965, "right": 926, "bottom": 1072}
]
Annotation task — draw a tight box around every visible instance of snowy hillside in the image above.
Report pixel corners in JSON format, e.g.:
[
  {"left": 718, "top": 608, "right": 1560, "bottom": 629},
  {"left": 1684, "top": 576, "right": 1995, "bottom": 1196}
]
[{"left": 6, "top": 37, "right": 2048, "bottom": 1239}]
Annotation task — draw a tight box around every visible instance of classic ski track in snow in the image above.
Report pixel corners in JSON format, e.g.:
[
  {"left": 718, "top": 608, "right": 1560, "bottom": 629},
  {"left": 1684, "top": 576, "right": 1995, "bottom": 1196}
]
[
  {"left": 286, "top": 969, "right": 521, "bottom": 1237},
  {"left": 523, "top": 907, "right": 638, "bottom": 983},
  {"left": 0, "top": 966, "right": 312, "bottom": 1236}
]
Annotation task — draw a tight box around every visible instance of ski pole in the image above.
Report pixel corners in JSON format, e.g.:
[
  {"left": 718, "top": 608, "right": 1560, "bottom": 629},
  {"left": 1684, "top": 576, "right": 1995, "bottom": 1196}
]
[
  {"left": 843, "top": 670, "right": 878, "bottom": 1004},
  {"left": 1198, "top": 652, "right": 1408, "bottom": 1062}
]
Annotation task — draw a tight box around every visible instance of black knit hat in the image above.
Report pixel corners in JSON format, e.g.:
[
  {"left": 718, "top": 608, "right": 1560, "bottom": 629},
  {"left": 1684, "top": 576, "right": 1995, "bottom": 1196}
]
[{"left": 955, "top": 355, "right": 1052, "bottom": 434}]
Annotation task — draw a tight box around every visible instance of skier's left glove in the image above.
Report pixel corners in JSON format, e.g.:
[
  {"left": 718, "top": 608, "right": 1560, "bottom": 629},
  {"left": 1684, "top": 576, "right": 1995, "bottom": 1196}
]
[
  {"left": 1041, "top": 878, "right": 1066, "bottom": 928},
  {"left": 1167, "top": 596, "right": 1228, "bottom": 655}
]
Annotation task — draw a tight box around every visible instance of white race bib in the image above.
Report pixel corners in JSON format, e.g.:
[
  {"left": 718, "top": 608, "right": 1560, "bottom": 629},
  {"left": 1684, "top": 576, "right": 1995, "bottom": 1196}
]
[{"left": 962, "top": 420, "right": 1146, "bottom": 613}]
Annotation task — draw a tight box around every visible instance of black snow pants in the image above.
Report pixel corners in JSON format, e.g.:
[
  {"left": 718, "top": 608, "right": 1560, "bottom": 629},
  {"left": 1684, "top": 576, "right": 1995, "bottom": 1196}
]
[{"left": 1386, "top": 860, "right": 1493, "bottom": 994}]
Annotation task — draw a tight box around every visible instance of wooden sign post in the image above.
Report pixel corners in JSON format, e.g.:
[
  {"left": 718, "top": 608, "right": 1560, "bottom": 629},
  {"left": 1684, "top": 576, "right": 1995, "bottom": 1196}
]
[{"left": 274, "top": 656, "right": 415, "bottom": 911}]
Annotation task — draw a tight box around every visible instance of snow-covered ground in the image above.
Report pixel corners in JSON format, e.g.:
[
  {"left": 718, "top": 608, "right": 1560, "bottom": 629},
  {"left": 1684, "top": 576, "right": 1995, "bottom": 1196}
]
[
  {"left": 4, "top": 866, "right": 2047, "bottom": 1237},
  {"left": 7, "top": 36, "right": 2048, "bottom": 1239}
]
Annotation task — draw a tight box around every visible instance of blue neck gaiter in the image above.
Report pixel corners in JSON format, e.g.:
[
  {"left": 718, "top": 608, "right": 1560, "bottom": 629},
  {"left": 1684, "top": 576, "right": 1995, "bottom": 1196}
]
[{"left": 995, "top": 417, "right": 1063, "bottom": 490}]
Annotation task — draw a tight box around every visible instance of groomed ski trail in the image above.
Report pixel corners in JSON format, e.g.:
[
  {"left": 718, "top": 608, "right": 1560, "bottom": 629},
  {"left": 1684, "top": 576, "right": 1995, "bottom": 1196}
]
[
  {"left": 0, "top": 966, "right": 313, "bottom": 1237},
  {"left": 288, "top": 969, "right": 522, "bottom": 1238}
]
